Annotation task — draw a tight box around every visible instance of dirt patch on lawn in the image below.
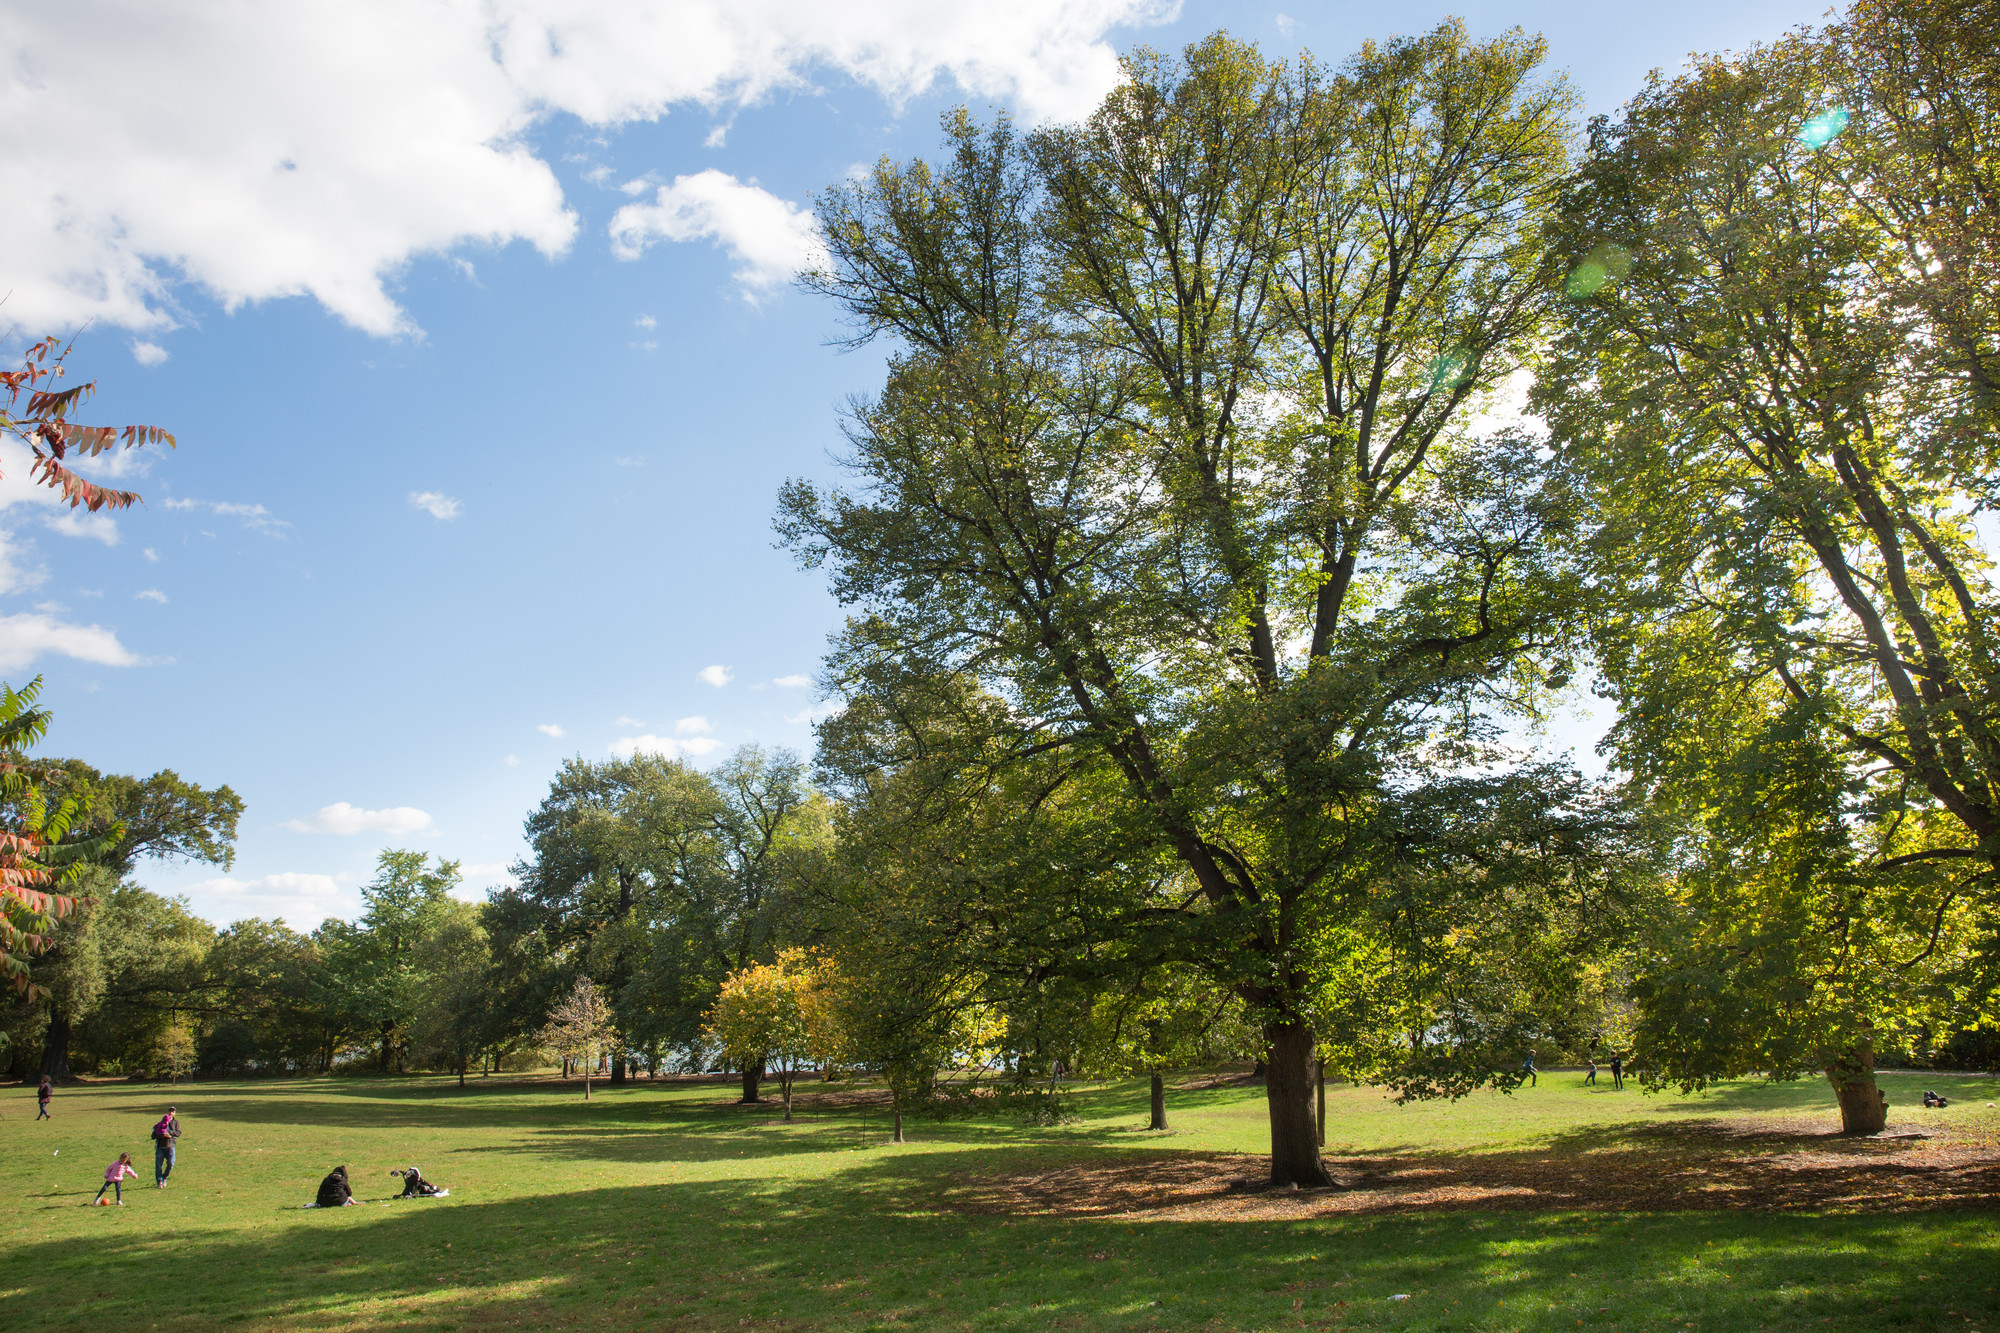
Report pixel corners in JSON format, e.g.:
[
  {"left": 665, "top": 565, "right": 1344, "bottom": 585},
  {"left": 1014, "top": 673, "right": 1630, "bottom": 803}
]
[{"left": 940, "top": 1120, "right": 2000, "bottom": 1219}]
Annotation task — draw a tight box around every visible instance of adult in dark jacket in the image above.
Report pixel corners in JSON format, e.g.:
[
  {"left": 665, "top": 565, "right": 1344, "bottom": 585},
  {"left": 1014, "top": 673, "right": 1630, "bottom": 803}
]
[{"left": 316, "top": 1165, "right": 356, "bottom": 1207}]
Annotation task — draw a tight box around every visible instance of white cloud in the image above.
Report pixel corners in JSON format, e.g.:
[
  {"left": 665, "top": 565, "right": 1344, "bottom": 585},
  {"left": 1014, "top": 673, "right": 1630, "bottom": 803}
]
[
  {"left": 452, "top": 862, "right": 516, "bottom": 901},
  {"left": 181, "top": 871, "right": 351, "bottom": 929},
  {"left": 699, "top": 663, "right": 733, "bottom": 688},
  {"left": 43, "top": 511, "right": 120, "bottom": 545},
  {"left": 785, "top": 701, "right": 843, "bottom": 726},
  {"left": 633, "top": 313, "right": 656, "bottom": 330},
  {"left": 409, "top": 491, "right": 462, "bottom": 520},
  {"left": 131, "top": 340, "right": 169, "bottom": 366},
  {"left": 610, "top": 733, "right": 723, "bottom": 761},
  {"left": 2, "top": 0, "right": 1172, "bottom": 337},
  {"left": 163, "top": 497, "right": 289, "bottom": 535},
  {"left": 610, "top": 170, "right": 828, "bottom": 298},
  {"left": 773, "top": 673, "right": 811, "bottom": 688},
  {"left": 134, "top": 588, "right": 168, "bottom": 603},
  {"left": 143, "top": 547, "right": 160, "bottom": 562},
  {"left": 615, "top": 715, "right": 646, "bottom": 727},
  {"left": 281, "top": 802, "right": 434, "bottom": 835},
  {"left": 612, "top": 454, "right": 646, "bottom": 466},
  {"left": 1276, "top": 13, "right": 1298, "bottom": 39},
  {"left": 505, "top": 753, "right": 521, "bottom": 766},
  {"left": 674, "top": 715, "right": 713, "bottom": 735},
  {"left": 537, "top": 722, "right": 566, "bottom": 737},
  {"left": 0, "top": 611, "right": 144, "bottom": 671}
]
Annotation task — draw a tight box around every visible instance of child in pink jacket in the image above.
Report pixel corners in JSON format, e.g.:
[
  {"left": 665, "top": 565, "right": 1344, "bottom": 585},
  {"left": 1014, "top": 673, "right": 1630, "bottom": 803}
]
[{"left": 94, "top": 1152, "right": 138, "bottom": 1205}]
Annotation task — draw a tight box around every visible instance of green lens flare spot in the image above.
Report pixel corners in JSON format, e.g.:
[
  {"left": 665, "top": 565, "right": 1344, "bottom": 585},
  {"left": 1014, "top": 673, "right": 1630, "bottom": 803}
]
[
  {"left": 1567, "top": 243, "right": 1632, "bottom": 299},
  {"left": 1798, "top": 108, "right": 1850, "bottom": 149},
  {"left": 1426, "top": 350, "right": 1470, "bottom": 392},
  {"left": 1567, "top": 261, "right": 1609, "bottom": 298}
]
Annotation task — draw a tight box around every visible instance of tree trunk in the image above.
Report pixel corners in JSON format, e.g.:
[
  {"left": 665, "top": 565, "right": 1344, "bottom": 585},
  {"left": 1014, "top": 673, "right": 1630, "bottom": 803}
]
[
  {"left": 1251, "top": 1057, "right": 1268, "bottom": 1079},
  {"left": 1826, "top": 1045, "right": 1888, "bottom": 1135},
  {"left": 1149, "top": 1073, "right": 1167, "bottom": 1131},
  {"left": 380, "top": 1020, "right": 394, "bottom": 1073},
  {"left": 739, "top": 1058, "right": 765, "bottom": 1104},
  {"left": 1264, "top": 1022, "right": 1333, "bottom": 1186},
  {"left": 1316, "top": 1058, "right": 1327, "bottom": 1147},
  {"left": 892, "top": 1104, "right": 905, "bottom": 1143},
  {"left": 611, "top": 1054, "right": 627, "bottom": 1086},
  {"left": 584, "top": 1065, "right": 593, "bottom": 1100},
  {"left": 782, "top": 1067, "right": 794, "bottom": 1122},
  {"left": 458, "top": 1056, "right": 467, "bottom": 1089},
  {"left": 38, "top": 1014, "right": 73, "bottom": 1082}
]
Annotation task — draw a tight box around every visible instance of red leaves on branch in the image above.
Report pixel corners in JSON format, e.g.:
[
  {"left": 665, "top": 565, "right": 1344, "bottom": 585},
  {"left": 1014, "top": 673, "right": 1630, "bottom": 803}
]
[{"left": 1, "top": 335, "right": 174, "bottom": 512}]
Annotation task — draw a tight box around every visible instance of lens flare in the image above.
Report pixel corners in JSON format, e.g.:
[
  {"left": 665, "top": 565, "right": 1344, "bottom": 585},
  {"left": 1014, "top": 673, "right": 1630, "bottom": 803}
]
[
  {"left": 1425, "top": 350, "right": 1470, "bottom": 392},
  {"left": 1566, "top": 242, "right": 1632, "bottom": 299},
  {"left": 1798, "top": 108, "right": 1850, "bottom": 149}
]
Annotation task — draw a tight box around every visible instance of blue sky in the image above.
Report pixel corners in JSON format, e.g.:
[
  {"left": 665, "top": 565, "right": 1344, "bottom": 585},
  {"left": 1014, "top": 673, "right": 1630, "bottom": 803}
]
[{"left": 2, "top": 0, "right": 1828, "bottom": 927}]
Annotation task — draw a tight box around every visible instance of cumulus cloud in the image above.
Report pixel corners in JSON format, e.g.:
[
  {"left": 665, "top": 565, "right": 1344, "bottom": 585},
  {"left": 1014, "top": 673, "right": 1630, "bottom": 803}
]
[
  {"left": 614, "top": 715, "right": 646, "bottom": 727},
  {"left": 1, "top": 0, "right": 1172, "bottom": 335},
  {"left": 0, "top": 611, "right": 144, "bottom": 671},
  {"left": 674, "top": 716, "right": 713, "bottom": 735},
  {"left": 143, "top": 547, "right": 160, "bottom": 562},
  {"left": 505, "top": 754, "right": 521, "bottom": 766},
  {"left": 131, "top": 340, "right": 169, "bottom": 366},
  {"left": 610, "top": 170, "right": 828, "bottom": 297},
  {"left": 536, "top": 722, "right": 566, "bottom": 737},
  {"left": 609, "top": 733, "right": 724, "bottom": 761},
  {"left": 409, "top": 491, "right": 462, "bottom": 520},
  {"left": 134, "top": 588, "right": 169, "bottom": 603},
  {"left": 180, "top": 871, "right": 352, "bottom": 929},
  {"left": 699, "top": 663, "right": 733, "bottom": 688},
  {"left": 773, "top": 673, "right": 810, "bottom": 688},
  {"left": 282, "top": 802, "right": 434, "bottom": 835},
  {"left": 44, "top": 511, "right": 120, "bottom": 545}
]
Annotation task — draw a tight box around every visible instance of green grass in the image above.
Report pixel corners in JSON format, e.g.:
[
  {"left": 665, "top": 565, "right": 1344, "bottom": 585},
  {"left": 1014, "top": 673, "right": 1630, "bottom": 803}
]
[{"left": 2, "top": 1069, "right": 1996, "bottom": 1331}]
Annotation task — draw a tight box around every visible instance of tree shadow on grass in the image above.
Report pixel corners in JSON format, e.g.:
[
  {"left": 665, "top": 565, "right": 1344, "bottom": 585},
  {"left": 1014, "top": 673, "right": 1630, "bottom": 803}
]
[{"left": 6, "top": 1164, "right": 1997, "bottom": 1333}]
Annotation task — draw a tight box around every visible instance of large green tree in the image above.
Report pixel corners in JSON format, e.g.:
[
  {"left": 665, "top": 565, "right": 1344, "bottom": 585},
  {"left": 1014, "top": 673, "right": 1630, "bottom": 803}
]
[
  {"left": 1539, "top": 0, "right": 1999, "bottom": 1131},
  {"left": 787, "top": 29, "right": 1627, "bottom": 1184}
]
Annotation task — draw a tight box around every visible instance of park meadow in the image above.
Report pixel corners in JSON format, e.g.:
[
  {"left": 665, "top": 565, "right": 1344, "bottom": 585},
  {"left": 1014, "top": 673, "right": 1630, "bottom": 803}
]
[{"left": 3, "top": 1068, "right": 1997, "bottom": 1332}]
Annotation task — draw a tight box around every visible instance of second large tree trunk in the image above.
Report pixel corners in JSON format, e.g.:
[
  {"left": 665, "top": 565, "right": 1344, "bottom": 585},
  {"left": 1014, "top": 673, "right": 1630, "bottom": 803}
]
[
  {"left": 611, "top": 1055, "right": 627, "bottom": 1086},
  {"left": 1149, "top": 1073, "right": 1167, "bottom": 1130},
  {"left": 739, "top": 1058, "right": 765, "bottom": 1104},
  {"left": 39, "top": 1014, "right": 73, "bottom": 1082},
  {"left": 1826, "top": 1045, "right": 1888, "bottom": 1135},
  {"left": 1265, "top": 1022, "right": 1333, "bottom": 1187}
]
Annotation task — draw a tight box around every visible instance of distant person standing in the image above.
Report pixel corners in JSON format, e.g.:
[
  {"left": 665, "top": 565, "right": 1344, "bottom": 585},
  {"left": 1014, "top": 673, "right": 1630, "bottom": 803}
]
[
  {"left": 1584, "top": 1057, "right": 1598, "bottom": 1086},
  {"left": 152, "top": 1107, "right": 181, "bottom": 1186},
  {"left": 1609, "top": 1054, "right": 1624, "bottom": 1090},
  {"left": 1522, "top": 1050, "right": 1538, "bottom": 1087},
  {"left": 36, "top": 1076, "right": 52, "bottom": 1120},
  {"left": 94, "top": 1153, "right": 139, "bottom": 1206}
]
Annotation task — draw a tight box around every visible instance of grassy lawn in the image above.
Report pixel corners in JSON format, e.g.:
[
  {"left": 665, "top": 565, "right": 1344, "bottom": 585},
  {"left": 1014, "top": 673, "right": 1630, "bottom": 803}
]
[{"left": 2, "top": 1069, "right": 1996, "bottom": 1331}]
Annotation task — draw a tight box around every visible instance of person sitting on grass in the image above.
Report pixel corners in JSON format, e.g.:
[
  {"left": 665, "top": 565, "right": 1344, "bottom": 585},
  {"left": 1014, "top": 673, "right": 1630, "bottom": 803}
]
[
  {"left": 94, "top": 1153, "right": 138, "bottom": 1206},
  {"left": 316, "top": 1165, "right": 357, "bottom": 1207},
  {"left": 390, "top": 1166, "right": 443, "bottom": 1198},
  {"left": 1923, "top": 1090, "right": 1951, "bottom": 1108}
]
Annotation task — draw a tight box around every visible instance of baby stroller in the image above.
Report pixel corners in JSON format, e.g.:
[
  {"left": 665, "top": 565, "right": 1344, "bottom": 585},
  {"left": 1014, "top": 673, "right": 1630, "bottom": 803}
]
[{"left": 390, "top": 1166, "right": 446, "bottom": 1198}]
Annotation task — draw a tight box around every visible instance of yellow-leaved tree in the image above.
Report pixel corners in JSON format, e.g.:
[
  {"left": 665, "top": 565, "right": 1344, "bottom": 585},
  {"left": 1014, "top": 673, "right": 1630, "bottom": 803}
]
[{"left": 707, "top": 949, "right": 843, "bottom": 1122}]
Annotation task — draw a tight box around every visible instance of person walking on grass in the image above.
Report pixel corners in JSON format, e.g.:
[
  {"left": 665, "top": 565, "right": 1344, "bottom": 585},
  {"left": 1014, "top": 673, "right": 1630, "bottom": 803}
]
[
  {"left": 1584, "top": 1056, "right": 1598, "bottom": 1086},
  {"left": 36, "top": 1075, "right": 52, "bottom": 1120},
  {"left": 151, "top": 1107, "right": 180, "bottom": 1186},
  {"left": 1609, "top": 1053, "right": 1624, "bottom": 1090},
  {"left": 94, "top": 1153, "right": 138, "bottom": 1206},
  {"left": 1522, "top": 1050, "right": 1538, "bottom": 1087}
]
